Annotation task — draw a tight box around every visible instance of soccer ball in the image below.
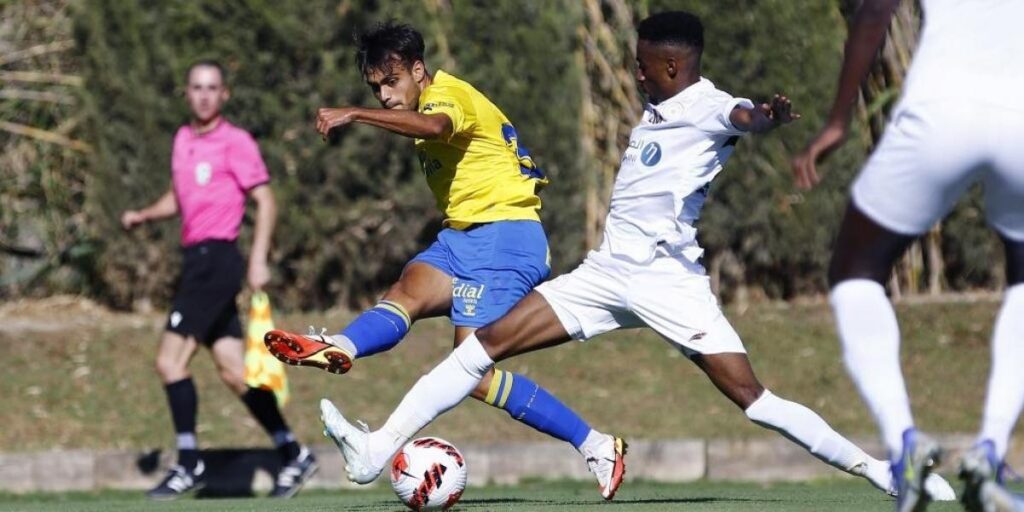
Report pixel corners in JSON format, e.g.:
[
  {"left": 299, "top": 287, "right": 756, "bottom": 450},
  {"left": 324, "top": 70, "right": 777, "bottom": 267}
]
[{"left": 390, "top": 437, "right": 468, "bottom": 511}]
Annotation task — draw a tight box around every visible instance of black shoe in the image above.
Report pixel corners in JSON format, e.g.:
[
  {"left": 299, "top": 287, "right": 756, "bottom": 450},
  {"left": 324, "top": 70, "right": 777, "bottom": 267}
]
[
  {"left": 146, "top": 460, "right": 206, "bottom": 500},
  {"left": 270, "top": 446, "right": 318, "bottom": 498}
]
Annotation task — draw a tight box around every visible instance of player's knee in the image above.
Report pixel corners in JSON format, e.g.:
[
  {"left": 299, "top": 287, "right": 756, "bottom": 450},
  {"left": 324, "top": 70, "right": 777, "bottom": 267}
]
[
  {"left": 383, "top": 283, "right": 423, "bottom": 318},
  {"left": 218, "top": 367, "right": 247, "bottom": 395},
  {"left": 154, "top": 355, "right": 186, "bottom": 383},
  {"left": 731, "top": 384, "right": 767, "bottom": 410},
  {"left": 475, "top": 323, "right": 514, "bottom": 361}
]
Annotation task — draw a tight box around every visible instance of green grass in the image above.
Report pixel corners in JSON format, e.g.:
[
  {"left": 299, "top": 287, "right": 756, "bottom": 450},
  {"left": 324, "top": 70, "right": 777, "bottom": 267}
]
[
  {"left": 0, "top": 297, "right": 1015, "bottom": 452},
  {"left": 0, "top": 480, "right": 1009, "bottom": 512}
]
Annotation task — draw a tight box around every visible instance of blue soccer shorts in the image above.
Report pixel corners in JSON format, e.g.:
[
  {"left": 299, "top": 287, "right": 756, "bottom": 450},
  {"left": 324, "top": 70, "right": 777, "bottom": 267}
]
[{"left": 410, "top": 220, "right": 550, "bottom": 327}]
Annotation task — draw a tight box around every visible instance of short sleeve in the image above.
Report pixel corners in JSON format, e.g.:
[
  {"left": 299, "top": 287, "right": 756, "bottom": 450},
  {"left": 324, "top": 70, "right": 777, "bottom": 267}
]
[
  {"left": 227, "top": 132, "right": 270, "bottom": 191},
  {"left": 420, "top": 87, "right": 475, "bottom": 138},
  {"left": 697, "top": 95, "right": 755, "bottom": 137}
]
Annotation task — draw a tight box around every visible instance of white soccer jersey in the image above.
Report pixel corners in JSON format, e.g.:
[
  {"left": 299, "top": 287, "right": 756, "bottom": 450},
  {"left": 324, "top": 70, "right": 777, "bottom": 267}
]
[
  {"left": 533, "top": 78, "right": 754, "bottom": 356},
  {"left": 852, "top": 0, "right": 1024, "bottom": 240},
  {"left": 902, "top": 0, "right": 1024, "bottom": 106},
  {"left": 600, "top": 77, "right": 753, "bottom": 267}
]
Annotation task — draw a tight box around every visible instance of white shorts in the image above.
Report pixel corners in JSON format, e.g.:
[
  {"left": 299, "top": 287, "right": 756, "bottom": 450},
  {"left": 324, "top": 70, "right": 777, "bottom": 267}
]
[
  {"left": 534, "top": 249, "right": 745, "bottom": 357},
  {"left": 853, "top": 101, "right": 1024, "bottom": 241}
]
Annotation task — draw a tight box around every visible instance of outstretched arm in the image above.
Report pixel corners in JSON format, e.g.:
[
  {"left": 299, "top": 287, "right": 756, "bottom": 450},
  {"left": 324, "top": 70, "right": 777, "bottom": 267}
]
[
  {"left": 730, "top": 94, "right": 800, "bottom": 134},
  {"left": 121, "top": 187, "right": 178, "bottom": 230},
  {"left": 315, "top": 107, "right": 453, "bottom": 140},
  {"left": 791, "top": 0, "right": 901, "bottom": 189}
]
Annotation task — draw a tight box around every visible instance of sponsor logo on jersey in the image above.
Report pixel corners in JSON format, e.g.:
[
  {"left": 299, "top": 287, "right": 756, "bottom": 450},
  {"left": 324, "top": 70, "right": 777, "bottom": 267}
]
[
  {"left": 453, "top": 278, "right": 485, "bottom": 317},
  {"left": 417, "top": 151, "right": 443, "bottom": 177},
  {"left": 421, "top": 101, "right": 455, "bottom": 113},
  {"left": 641, "top": 142, "right": 662, "bottom": 166},
  {"left": 622, "top": 137, "right": 643, "bottom": 165},
  {"left": 170, "top": 311, "right": 183, "bottom": 328},
  {"left": 452, "top": 279, "right": 485, "bottom": 300}
]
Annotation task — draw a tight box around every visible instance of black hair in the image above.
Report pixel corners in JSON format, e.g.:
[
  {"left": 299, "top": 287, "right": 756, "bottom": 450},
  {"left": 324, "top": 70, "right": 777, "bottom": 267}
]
[
  {"left": 355, "top": 21, "right": 426, "bottom": 76},
  {"left": 637, "top": 11, "right": 704, "bottom": 53},
  {"left": 186, "top": 59, "right": 227, "bottom": 84}
]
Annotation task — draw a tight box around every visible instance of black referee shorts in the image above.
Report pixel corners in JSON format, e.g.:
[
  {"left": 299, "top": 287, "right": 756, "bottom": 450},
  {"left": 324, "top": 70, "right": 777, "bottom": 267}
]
[{"left": 166, "top": 240, "right": 244, "bottom": 346}]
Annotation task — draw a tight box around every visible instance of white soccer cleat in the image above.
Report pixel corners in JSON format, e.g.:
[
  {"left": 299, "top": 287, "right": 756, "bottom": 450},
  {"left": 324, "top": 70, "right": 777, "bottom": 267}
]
[
  {"left": 851, "top": 459, "right": 895, "bottom": 496},
  {"left": 853, "top": 458, "right": 955, "bottom": 501},
  {"left": 581, "top": 434, "right": 627, "bottom": 500},
  {"left": 923, "top": 473, "right": 957, "bottom": 502},
  {"left": 960, "top": 440, "right": 1022, "bottom": 512},
  {"left": 319, "top": 398, "right": 383, "bottom": 484}
]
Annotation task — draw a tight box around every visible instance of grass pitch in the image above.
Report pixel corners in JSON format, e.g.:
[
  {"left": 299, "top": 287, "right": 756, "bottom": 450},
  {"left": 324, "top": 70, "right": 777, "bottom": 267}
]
[
  {"left": 0, "top": 297, "right": 1009, "bottom": 452},
  {"left": 0, "top": 480, "right": 995, "bottom": 512}
]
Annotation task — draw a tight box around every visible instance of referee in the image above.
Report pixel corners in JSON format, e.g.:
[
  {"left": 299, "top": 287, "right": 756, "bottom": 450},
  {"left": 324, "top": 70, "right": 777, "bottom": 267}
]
[{"left": 121, "top": 60, "right": 316, "bottom": 500}]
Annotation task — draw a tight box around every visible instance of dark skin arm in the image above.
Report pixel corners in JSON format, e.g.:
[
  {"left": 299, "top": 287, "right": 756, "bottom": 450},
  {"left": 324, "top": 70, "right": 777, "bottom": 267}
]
[
  {"left": 729, "top": 94, "right": 800, "bottom": 133},
  {"left": 791, "top": 0, "right": 901, "bottom": 189},
  {"left": 315, "top": 107, "right": 453, "bottom": 140}
]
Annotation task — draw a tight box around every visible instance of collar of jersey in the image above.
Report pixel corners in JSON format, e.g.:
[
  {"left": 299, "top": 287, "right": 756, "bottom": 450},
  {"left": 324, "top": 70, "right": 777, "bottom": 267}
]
[
  {"left": 431, "top": 69, "right": 454, "bottom": 87},
  {"left": 645, "top": 76, "right": 713, "bottom": 123}
]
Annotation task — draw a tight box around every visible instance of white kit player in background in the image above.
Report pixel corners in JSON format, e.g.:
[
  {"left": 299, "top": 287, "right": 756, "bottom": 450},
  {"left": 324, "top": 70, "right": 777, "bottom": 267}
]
[
  {"left": 794, "top": 0, "right": 1024, "bottom": 511},
  {"left": 315, "top": 10, "right": 955, "bottom": 503}
]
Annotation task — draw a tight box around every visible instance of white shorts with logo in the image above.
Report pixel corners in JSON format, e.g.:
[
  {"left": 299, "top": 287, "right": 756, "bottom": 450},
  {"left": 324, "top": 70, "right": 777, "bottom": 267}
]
[
  {"left": 534, "top": 249, "right": 745, "bottom": 357},
  {"left": 852, "top": 100, "right": 1024, "bottom": 241}
]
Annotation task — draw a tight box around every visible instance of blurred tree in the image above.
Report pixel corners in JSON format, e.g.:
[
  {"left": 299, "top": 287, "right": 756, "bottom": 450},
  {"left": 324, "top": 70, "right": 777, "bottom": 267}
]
[
  {"left": 577, "top": 0, "right": 642, "bottom": 251},
  {"left": 72, "top": 0, "right": 583, "bottom": 309},
  {"left": 0, "top": 0, "right": 97, "bottom": 299},
  {"left": 2, "top": 0, "right": 1005, "bottom": 309}
]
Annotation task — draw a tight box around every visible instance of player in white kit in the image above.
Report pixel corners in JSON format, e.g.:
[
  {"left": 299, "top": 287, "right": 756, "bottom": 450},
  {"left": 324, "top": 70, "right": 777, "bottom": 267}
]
[
  {"left": 793, "top": 1, "right": 1024, "bottom": 511},
  {"left": 315, "top": 11, "right": 955, "bottom": 503}
]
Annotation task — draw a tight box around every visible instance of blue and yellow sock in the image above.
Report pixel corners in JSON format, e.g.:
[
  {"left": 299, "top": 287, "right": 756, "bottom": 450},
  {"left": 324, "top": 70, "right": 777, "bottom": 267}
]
[
  {"left": 341, "top": 300, "right": 411, "bottom": 358},
  {"left": 484, "top": 369, "right": 592, "bottom": 449}
]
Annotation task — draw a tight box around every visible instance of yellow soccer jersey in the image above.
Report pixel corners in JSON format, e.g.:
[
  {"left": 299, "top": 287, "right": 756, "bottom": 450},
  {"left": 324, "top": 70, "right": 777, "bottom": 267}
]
[{"left": 415, "top": 70, "right": 548, "bottom": 229}]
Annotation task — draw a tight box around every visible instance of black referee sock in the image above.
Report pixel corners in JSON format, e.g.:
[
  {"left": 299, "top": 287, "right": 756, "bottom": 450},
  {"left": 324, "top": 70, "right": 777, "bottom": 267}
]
[
  {"left": 164, "top": 378, "right": 200, "bottom": 470},
  {"left": 241, "top": 387, "right": 300, "bottom": 461}
]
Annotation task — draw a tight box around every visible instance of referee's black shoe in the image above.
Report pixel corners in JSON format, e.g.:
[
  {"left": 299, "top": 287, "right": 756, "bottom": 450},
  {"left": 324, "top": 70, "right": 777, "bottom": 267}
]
[
  {"left": 270, "top": 446, "right": 319, "bottom": 498},
  {"left": 146, "top": 460, "right": 205, "bottom": 500}
]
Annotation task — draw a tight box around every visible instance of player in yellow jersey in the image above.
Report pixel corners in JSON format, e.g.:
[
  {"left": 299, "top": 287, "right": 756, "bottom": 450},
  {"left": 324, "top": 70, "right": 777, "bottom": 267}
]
[{"left": 266, "top": 22, "right": 626, "bottom": 499}]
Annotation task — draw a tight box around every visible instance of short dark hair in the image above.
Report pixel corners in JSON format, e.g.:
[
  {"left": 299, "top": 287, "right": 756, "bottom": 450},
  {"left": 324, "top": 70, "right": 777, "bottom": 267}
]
[
  {"left": 637, "top": 11, "right": 704, "bottom": 52},
  {"left": 186, "top": 59, "right": 227, "bottom": 84},
  {"left": 355, "top": 21, "right": 426, "bottom": 76}
]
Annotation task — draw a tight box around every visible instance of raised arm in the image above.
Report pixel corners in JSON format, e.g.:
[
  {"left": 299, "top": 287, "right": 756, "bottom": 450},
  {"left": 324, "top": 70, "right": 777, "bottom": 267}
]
[
  {"left": 246, "top": 184, "right": 276, "bottom": 291},
  {"left": 730, "top": 94, "right": 800, "bottom": 134},
  {"left": 121, "top": 187, "right": 178, "bottom": 230},
  {"left": 315, "top": 107, "right": 453, "bottom": 140},
  {"left": 791, "top": 0, "right": 901, "bottom": 189}
]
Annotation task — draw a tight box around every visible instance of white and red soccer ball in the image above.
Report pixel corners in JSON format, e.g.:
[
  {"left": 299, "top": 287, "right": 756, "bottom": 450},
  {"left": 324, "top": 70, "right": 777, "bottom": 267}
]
[{"left": 390, "top": 437, "right": 468, "bottom": 511}]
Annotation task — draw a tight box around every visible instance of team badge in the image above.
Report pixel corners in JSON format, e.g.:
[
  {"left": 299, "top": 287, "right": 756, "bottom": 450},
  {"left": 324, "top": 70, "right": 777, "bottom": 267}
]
[{"left": 194, "top": 162, "right": 212, "bottom": 186}]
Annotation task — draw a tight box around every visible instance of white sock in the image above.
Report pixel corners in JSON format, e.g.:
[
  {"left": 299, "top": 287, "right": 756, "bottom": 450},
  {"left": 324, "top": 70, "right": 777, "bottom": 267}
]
[
  {"left": 980, "top": 284, "right": 1024, "bottom": 459},
  {"left": 368, "top": 334, "right": 495, "bottom": 465},
  {"left": 745, "top": 390, "right": 870, "bottom": 472},
  {"left": 831, "top": 279, "right": 914, "bottom": 455},
  {"left": 327, "top": 334, "right": 358, "bottom": 356},
  {"left": 577, "top": 429, "right": 604, "bottom": 456}
]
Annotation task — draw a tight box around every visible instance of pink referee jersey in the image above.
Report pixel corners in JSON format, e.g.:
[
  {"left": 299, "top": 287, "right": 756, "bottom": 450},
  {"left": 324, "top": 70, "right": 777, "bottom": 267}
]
[{"left": 171, "top": 119, "right": 270, "bottom": 247}]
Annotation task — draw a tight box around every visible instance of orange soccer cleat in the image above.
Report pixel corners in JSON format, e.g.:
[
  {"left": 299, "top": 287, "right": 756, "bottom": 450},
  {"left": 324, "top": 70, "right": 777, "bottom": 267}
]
[{"left": 264, "top": 328, "right": 353, "bottom": 375}]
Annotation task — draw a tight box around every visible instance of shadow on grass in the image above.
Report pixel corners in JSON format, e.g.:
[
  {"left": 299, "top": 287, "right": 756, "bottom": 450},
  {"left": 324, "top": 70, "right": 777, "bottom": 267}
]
[{"left": 138, "top": 448, "right": 279, "bottom": 499}]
